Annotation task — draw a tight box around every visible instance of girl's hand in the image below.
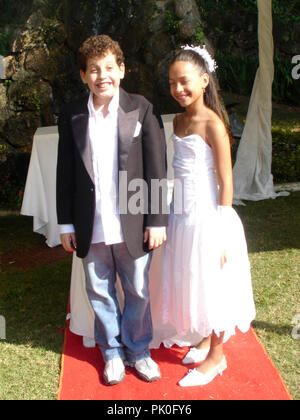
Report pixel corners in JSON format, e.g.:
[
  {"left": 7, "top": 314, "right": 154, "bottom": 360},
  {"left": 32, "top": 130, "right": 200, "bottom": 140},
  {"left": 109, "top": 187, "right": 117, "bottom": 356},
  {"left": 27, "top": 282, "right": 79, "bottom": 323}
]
[
  {"left": 60, "top": 232, "right": 77, "bottom": 252},
  {"left": 220, "top": 251, "right": 227, "bottom": 269}
]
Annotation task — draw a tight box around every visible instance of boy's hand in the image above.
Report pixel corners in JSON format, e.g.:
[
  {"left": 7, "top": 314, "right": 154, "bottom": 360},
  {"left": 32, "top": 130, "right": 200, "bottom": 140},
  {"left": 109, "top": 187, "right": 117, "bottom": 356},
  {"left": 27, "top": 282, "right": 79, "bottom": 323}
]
[
  {"left": 144, "top": 228, "right": 167, "bottom": 250},
  {"left": 60, "top": 233, "right": 77, "bottom": 252}
]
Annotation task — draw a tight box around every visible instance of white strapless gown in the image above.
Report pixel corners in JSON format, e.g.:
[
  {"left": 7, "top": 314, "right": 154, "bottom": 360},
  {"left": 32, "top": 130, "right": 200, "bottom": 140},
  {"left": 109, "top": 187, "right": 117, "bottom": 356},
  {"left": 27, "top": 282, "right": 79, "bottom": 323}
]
[{"left": 161, "top": 134, "right": 256, "bottom": 344}]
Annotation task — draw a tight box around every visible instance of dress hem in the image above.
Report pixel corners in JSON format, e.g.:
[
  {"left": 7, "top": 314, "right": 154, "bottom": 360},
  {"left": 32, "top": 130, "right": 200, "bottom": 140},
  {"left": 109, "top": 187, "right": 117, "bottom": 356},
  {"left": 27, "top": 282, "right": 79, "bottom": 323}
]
[{"left": 157, "top": 316, "right": 256, "bottom": 347}]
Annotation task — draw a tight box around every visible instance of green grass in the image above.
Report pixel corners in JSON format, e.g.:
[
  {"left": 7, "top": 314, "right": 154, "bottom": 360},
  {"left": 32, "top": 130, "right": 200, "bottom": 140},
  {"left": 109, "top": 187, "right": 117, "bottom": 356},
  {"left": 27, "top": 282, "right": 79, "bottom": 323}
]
[
  {"left": 0, "top": 192, "right": 300, "bottom": 399},
  {"left": 235, "top": 192, "right": 300, "bottom": 400},
  {"left": 0, "top": 216, "right": 71, "bottom": 400}
]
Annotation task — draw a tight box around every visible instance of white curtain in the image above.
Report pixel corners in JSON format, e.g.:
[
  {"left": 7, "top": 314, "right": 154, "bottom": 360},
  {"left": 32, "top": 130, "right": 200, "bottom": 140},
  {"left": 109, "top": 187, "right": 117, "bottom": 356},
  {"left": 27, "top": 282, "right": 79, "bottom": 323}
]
[{"left": 233, "top": 0, "right": 288, "bottom": 204}]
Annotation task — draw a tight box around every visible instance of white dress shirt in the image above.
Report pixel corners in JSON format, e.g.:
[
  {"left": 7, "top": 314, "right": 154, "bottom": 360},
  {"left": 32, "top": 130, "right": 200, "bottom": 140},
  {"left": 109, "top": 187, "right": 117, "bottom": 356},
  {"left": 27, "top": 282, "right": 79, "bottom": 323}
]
[{"left": 60, "top": 89, "right": 124, "bottom": 245}]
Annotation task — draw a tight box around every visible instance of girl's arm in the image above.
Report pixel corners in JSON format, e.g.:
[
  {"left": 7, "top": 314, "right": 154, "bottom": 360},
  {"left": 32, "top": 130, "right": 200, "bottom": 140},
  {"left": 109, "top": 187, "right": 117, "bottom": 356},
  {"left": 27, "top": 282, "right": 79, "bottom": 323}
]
[
  {"left": 207, "top": 119, "right": 233, "bottom": 206},
  {"left": 207, "top": 119, "right": 233, "bottom": 268}
]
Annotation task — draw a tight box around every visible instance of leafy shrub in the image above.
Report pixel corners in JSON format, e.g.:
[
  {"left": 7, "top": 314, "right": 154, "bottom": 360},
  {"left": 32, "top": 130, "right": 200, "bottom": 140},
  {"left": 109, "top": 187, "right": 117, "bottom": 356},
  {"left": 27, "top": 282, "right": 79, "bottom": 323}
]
[
  {"left": 216, "top": 54, "right": 300, "bottom": 106},
  {"left": 0, "top": 176, "right": 24, "bottom": 210},
  {"left": 231, "top": 129, "right": 300, "bottom": 184},
  {"left": 272, "top": 129, "right": 300, "bottom": 183},
  {"left": 0, "top": 152, "right": 29, "bottom": 210}
]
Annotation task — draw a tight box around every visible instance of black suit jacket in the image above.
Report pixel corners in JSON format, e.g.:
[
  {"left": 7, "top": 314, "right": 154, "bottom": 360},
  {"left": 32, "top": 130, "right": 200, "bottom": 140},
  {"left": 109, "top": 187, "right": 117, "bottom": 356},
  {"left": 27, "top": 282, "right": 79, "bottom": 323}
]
[{"left": 56, "top": 88, "right": 168, "bottom": 259}]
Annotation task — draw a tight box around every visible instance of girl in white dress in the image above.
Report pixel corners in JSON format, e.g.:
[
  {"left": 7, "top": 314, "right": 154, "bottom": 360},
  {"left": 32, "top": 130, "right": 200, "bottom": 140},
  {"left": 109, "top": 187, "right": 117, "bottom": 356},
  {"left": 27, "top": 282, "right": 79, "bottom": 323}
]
[{"left": 162, "top": 46, "right": 256, "bottom": 386}]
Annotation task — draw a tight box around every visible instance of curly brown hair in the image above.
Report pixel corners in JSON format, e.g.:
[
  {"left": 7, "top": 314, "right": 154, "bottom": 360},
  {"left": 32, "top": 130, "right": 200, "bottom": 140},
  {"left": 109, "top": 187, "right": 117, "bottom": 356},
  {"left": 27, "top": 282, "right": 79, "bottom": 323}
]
[{"left": 78, "top": 35, "right": 125, "bottom": 72}]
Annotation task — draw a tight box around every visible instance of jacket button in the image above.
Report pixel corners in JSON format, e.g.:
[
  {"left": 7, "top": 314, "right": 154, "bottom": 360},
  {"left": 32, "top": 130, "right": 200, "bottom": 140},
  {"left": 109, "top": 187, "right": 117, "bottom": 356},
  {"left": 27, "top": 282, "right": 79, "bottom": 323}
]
[{"left": 90, "top": 188, "right": 94, "bottom": 192}]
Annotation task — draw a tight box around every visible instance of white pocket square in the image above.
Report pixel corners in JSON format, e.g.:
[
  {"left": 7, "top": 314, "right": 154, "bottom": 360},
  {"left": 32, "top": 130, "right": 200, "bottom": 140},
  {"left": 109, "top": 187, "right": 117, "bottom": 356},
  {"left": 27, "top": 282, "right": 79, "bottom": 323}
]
[{"left": 133, "top": 121, "right": 142, "bottom": 138}]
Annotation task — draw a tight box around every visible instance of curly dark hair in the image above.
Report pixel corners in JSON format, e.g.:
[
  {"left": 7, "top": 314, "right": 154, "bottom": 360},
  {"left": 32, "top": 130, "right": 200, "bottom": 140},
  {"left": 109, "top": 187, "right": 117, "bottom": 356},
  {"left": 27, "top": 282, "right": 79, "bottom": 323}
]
[{"left": 78, "top": 35, "right": 125, "bottom": 72}]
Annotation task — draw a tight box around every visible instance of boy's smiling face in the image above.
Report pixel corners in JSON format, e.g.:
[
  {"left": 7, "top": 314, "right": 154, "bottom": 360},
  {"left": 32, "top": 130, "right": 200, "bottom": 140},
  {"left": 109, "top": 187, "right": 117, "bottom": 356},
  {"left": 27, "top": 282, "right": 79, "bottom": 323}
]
[{"left": 80, "top": 52, "right": 125, "bottom": 110}]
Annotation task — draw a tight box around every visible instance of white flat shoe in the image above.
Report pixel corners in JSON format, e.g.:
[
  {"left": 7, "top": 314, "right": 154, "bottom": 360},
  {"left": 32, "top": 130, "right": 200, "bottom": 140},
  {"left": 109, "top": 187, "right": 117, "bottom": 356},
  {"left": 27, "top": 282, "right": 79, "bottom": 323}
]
[
  {"left": 179, "top": 356, "right": 227, "bottom": 387},
  {"left": 83, "top": 336, "right": 96, "bottom": 348},
  {"left": 182, "top": 347, "right": 210, "bottom": 365}
]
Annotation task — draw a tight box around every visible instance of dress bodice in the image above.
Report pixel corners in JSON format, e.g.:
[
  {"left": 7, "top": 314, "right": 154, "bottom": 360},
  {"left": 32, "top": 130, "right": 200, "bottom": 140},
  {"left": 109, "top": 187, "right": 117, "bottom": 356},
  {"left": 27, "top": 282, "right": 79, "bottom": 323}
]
[
  {"left": 171, "top": 134, "right": 218, "bottom": 211},
  {"left": 172, "top": 134, "right": 215, "bottom": 177}
]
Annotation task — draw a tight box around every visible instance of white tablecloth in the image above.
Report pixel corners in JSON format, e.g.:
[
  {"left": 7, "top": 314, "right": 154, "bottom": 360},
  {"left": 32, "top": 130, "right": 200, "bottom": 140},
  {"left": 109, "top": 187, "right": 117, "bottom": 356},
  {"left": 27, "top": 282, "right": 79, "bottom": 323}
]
[
  {"left": 20, "top": 115, "right": 201, "bottom": 348},
  {"left": 21, "top": 126, "right": 61, "bottom": 247}
]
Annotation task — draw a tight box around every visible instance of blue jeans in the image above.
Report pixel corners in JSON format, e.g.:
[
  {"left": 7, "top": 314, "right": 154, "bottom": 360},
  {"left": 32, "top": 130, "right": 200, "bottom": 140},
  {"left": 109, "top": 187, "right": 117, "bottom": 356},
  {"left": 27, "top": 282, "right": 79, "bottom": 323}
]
[{"left": 82, "top": 242, "right": 153, "bottom": 363}]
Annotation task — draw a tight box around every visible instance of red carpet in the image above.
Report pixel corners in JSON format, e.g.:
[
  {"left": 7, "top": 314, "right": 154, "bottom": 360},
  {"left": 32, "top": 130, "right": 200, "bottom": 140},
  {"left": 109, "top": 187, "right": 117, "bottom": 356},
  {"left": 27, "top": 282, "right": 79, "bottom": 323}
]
[{"left": 57, "top": 323, "right": 292, "bottom": 401}]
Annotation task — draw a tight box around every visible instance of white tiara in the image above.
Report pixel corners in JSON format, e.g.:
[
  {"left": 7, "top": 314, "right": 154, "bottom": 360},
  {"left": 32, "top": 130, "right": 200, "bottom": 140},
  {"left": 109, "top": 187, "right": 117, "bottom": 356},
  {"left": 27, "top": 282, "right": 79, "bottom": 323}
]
[{"left": 181, "top": 44, "right": 217, "bottom": 73}]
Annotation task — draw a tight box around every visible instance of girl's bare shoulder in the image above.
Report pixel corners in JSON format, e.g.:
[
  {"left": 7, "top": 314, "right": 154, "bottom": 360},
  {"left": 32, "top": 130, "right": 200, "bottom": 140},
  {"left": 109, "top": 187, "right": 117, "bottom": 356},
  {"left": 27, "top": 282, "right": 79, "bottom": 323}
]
[
  {"left": 206, "top": 110, "right": 226, "bottom": 133},
  {"left": 173, "top": 113, "right": 188, "bottom": 133},
  {"left": 204, "top": 109, "right": 228, "bottom": 145}
]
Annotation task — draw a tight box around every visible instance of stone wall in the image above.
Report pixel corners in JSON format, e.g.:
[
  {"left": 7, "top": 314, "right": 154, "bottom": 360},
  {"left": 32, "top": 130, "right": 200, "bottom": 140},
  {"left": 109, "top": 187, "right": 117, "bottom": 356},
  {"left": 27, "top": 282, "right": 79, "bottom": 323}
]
[
  {"left": 0, "top": 0, "right": 299, "bottom": 156},
  {"left": 0, "top": 0, "right": 212, "bottom": 153}
]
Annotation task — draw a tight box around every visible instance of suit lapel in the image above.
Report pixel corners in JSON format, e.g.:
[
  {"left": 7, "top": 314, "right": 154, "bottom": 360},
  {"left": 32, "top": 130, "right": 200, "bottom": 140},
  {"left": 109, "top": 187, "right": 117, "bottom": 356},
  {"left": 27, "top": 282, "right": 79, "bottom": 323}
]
[
  {"left": 118, "top": 88, "right": 140, "bottom": 171},
  {"left": 71, "top": 100, "right": 94, "bottom": 183},
  {"left": 118, "top": 107, "right": 140, "bottom": 171}
]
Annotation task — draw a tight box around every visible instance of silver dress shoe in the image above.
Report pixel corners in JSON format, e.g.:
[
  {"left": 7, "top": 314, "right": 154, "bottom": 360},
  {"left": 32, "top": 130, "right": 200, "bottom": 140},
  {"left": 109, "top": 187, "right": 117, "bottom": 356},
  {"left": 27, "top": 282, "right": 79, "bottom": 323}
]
[
  {"left": 128, "top": 357, "right": 161, "bottom": 382},
  {"left": 182, "top": 347, "right": 210, "bottom": 365},
  {"left": 179, "top": 356, "right": 227, "bottom": 387},
  {"left": 83, "top": 336, "right": 96, "bottom": 348},
  {"left": 103, "top": 358, "right": 126, "bottom": 386}
]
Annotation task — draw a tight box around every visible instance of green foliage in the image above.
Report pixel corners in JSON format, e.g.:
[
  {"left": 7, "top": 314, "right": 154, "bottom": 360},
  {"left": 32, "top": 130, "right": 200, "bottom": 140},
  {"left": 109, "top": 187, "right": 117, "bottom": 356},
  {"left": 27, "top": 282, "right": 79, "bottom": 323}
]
[
  {"left": 197, "top": 0, "right": 300, "bottom": 22},
  {"left": 272, "top": 129, "right": 300, "bottom": 183},
  {"left": 273, "top": 57, "right": 300, "bottom": 106},
  {"left": 0, "top": 0, "right": 34, "bottom": 55},
  {"left": 192, "top": 26, "right": 206, "bottom": 45},
  {"left": 0, "top": 143, "right": 7, "bottom": 156},
  {"left": 39, "top": 0, "right": 63, "bottom": 19},
  {"left": 0, "top": 175, "right": 24, "bottom": 210},
  {"left": 0, "top": 0, "right": 33, "bottom": 26},
  {"left": 216, "top": 53, "right": 300, "bottom": 106},
  {"left": 37, "top": 17, "right": 63, "bottom": 48},
  {"left": 272, "top": 0, "right": 300, "bottom": 24},
  {"left": 197, "top": 0, "right": 257, "bottom": 19},
  {"left": 0, "top": 31, "right": 10, "bottom": 56},
  {"left": 216, "top": 53, "right": 258, "bottom": 96},
  {"left": 197, "top": 0, "right": 300, "bottom": 105},
  {"left": 164, "top": 10, "right": 181, "bottom": 34},
  {"left": 0, "top": 152, "right": 29, "bottom": 210},
  {"left": 231, "top": 129, "right": 300, "bottom": 184}
]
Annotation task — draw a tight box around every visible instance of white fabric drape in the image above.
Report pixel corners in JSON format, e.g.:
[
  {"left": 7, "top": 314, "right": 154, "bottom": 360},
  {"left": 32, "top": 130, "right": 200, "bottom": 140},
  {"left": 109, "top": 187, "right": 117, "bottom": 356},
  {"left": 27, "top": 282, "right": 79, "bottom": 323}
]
[{"left": 233, "top": 0, "right": 288, "bottom": 204}]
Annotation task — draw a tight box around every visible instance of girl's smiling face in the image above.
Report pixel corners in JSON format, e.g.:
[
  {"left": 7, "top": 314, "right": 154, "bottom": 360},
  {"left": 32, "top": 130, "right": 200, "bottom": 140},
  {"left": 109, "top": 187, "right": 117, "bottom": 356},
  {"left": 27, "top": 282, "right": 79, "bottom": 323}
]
[
  {"left": 80, "top": 52, "right": 125, "bottom": 109},
  {"left": 169, "top": 60, "right": 209, "bottom": 108}
]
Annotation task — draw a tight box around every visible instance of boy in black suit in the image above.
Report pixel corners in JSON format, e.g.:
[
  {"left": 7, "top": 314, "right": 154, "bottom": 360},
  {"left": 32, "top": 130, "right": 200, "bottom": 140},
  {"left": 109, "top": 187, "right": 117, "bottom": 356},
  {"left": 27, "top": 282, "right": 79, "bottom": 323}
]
[{"left": 56, "top": 35, "right": 167, "bottom": 385}]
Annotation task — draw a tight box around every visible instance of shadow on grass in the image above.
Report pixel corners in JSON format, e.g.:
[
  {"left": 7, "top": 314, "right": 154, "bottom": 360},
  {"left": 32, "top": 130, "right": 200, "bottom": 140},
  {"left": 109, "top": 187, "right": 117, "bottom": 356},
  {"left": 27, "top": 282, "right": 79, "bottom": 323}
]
[
  {"left": 0, "top": 260, "right": 71, "bottom": 354},
  {"left": 0, "top": 215, "right": 72, "bottom": 353},
  {"left": 253, "top": 320, "right": 292, "bottom": 337},
  {"left": 234, "top": 191, "right": 300, "bottom": 253}
]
